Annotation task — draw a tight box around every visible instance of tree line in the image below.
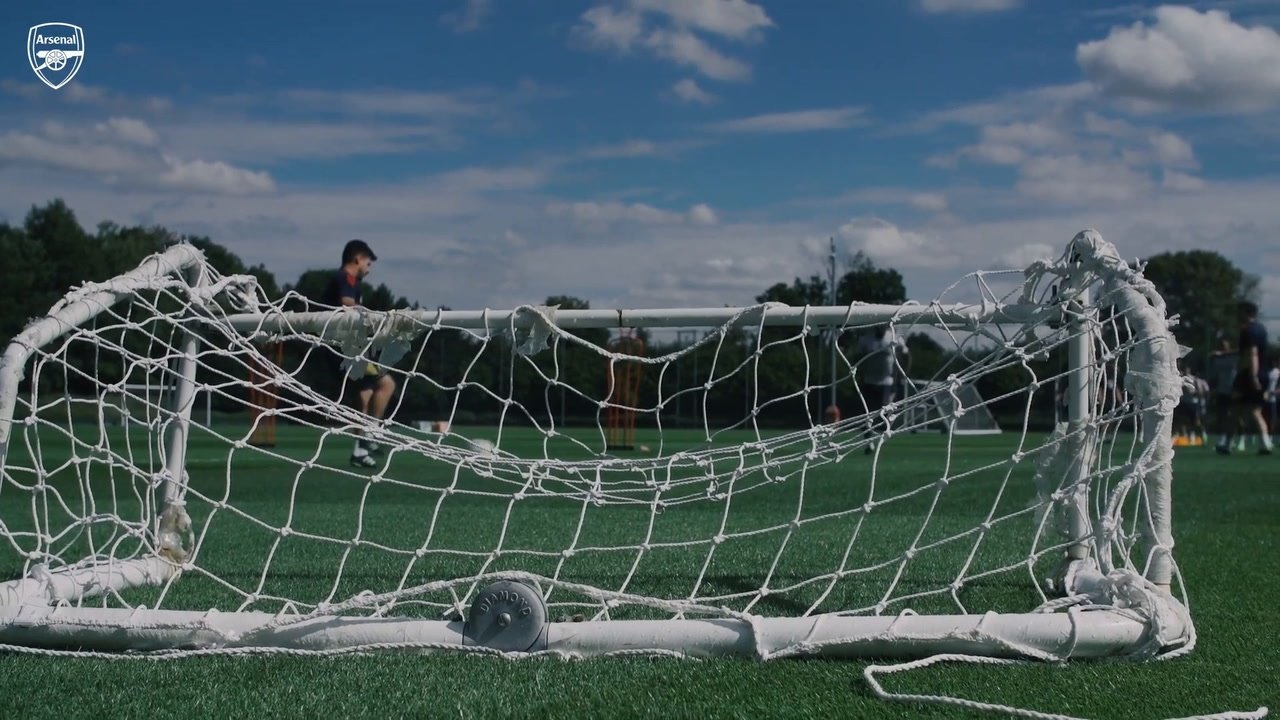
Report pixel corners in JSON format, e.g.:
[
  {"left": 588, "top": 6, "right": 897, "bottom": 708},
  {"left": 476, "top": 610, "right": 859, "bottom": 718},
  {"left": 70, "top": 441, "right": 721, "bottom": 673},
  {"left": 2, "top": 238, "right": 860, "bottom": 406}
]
[{"left": 0, "top": 200, "right": 1265, "bottom": 432}]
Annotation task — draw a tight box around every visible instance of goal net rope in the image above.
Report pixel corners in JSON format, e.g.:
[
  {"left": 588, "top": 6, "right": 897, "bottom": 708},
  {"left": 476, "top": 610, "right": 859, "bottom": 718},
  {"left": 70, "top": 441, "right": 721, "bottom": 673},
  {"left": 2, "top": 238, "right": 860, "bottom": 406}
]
[{"left": 0, "top": 229, "right": 1192, "bottom": 666}]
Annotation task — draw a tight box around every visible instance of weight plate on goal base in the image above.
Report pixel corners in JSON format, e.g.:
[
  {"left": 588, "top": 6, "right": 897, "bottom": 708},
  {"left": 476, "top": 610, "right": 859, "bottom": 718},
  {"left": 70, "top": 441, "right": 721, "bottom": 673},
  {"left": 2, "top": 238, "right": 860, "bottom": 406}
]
[{"left": 463, "top": 580, "right": 548, "bottom": 653}]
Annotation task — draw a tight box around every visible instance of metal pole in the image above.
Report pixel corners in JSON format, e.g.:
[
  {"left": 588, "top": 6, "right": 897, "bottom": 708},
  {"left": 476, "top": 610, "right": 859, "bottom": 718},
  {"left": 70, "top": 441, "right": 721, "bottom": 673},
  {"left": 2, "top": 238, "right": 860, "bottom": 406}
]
[
  {"left": 828, "top": 237, "right": 838, "bottom": 418},
  {"left": 1066, "top": 281, "right": 1095, "bottom": 562},
  {"left": 156, "top": 264, "right": 203, "bottom": 562}
]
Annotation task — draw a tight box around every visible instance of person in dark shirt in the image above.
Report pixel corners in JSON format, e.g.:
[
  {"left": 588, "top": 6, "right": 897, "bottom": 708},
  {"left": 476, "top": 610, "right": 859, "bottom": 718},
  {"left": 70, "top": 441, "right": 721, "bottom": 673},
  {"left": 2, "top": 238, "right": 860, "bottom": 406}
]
[
  {"left": 323, "top": 239, "right": 397, "bottom": 468},
  {"left": 1219, "top": 301, "right": 1272, "bottom": 455}
]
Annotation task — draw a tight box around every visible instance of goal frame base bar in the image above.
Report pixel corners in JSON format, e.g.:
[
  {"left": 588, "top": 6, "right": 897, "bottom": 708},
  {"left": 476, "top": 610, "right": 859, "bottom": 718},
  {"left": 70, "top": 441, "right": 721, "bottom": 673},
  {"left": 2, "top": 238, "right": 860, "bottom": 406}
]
[
  {"left": 0, "top": 601, "right": 1174, "bottom": 661},
  {"left": 0, "top": 558, "right": 1187, "bottom": 661}
]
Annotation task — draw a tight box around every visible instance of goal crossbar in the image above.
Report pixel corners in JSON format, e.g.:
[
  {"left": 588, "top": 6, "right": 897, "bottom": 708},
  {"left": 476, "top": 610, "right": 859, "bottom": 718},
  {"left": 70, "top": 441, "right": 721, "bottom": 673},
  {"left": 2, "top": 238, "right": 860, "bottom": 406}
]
[{"left": 222, "top": 302, "right": 1054, "bottom": 336}]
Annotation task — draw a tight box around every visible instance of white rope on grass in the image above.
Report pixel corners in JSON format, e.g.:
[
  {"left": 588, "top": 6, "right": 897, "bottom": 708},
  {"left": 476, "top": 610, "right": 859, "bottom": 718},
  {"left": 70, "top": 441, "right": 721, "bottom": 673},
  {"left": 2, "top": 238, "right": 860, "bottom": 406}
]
[{"left": 864, "top": 653, "right": 1269, "bottom": 720}]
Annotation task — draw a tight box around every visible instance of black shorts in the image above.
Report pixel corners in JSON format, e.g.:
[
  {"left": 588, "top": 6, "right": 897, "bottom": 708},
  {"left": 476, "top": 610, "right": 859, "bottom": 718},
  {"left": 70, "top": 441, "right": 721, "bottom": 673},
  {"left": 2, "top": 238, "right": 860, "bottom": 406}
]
[
  {"left": 1214, "top": 394, "right": 1233, "bottom": 415},
  {"left": 857, "top": 382, "right": 894, "bottom": 415},
  {"left": 349, "top": 371, "right": 386, "bottom": 392},
  {"left": 1174, "top": 399, "right": 1197, "bottom": 423},
  {"left": 1233, "top": 372, "right": 1266, "bottom": 407}
]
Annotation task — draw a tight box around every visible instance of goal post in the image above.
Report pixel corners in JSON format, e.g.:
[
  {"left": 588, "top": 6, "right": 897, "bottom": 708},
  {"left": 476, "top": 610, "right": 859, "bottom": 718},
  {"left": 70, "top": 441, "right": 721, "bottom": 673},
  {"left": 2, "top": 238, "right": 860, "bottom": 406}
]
[{"left": 0, "top": 230, "right": 1192, "bottom": 664}]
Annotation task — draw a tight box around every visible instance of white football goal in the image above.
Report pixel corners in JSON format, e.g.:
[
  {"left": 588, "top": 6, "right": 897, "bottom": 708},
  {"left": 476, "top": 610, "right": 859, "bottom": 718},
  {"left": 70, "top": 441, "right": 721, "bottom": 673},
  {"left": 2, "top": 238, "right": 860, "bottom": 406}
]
[{"left": 0, "top": 230, "right": 1192, "bottom": 668}]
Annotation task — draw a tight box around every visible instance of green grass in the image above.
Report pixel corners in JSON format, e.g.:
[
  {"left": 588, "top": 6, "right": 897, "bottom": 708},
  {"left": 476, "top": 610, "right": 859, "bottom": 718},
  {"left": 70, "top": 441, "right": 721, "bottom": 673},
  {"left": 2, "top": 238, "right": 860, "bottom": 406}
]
[{"left": 1, "top": 423, "right": 1275, "bottom": 719}]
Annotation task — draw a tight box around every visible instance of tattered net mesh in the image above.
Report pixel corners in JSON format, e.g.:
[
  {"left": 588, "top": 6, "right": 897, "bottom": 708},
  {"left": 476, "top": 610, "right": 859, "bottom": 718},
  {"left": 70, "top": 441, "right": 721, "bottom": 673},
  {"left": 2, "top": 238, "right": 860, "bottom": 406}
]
[{"left": 0, "top": 231, "right": 1183, "bottom": 649}]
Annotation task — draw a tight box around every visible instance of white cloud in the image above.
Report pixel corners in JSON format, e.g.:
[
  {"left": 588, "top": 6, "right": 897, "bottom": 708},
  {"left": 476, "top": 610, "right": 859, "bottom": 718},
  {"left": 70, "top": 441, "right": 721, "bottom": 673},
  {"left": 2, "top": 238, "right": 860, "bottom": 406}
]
[
  {"left": 629, "top": 0, "right": 774, "bottom": 40},
  {"left": 159, "top": 157, "right": 277, "bottom": 195},
  {"left": 1148, "top": 131, "right": 1198, "bottom": 169},
  {"left": 436, "top": 166, "right": 549, "bottom": 192},
  {"left": 941, "top": 108, "right": 1206, "bottom": 206},
  {"left": 440, "top": 0, "right": 492, "bottom": 33},
  {"left": 280, "top": 89, "right": 486, "bottom": 118},
  {"left": 35, "top": 86, "right": 516, "bottom": 168},
  {"left": 1260, "top": 274, "right": 1280, "bottom": 325},
  {"left": 1082, "top": 111, "right": 1138, "bottom": 139},
  {"left": 0, "top": 129, "right": 149, "bottom": 175},
  {"left": 982, "top": 122, "right": 1069, "bottom": 150},
  {"left": 2, "top": 79, "right": 172, "bottom": 116},
  {"left": 1077, "top": 6, "right": 1280, "bottom": 112},
  {"left": 1163, "top": 169, "right": 1208, "bottom": 191},
  {"left": 713, "top": 106, "right": 867, "bottom": 133},
  {"left": 547, "top": 200, "right": 684, "bottom": 225},
  {"left": 688, "top": 203, "right": 719, "bottom": 226},
  {"left": 161, "top": 120, "right": 456, "bottom": 163},
  {"left": 811, "top": 187, "right": 952, "bottom": 215},
  {"left": 907, "top": 83, "right": 1096, "bottom": 133},
  {"left": 1002, "top": 242, "right": 1056, "bottom": 269},
  {"left": 910, "top": 193, "right": 949, "bottom": 212},
  {"left": 919, "top": 0, "right": 1020, "bottom": 13},
  {"left": 577, "top": 5, "right": 647, "bottom": 51},
  {"left": 1016, "top": 154, "right": 1153, "bottom": 205},
  {"left": 574, "top": 0, "right": 772, "bottom": 82},
  {"left": 0, "top": 119, "right": 276, "bottom": 198},
  {"left": 672, "top": 78, "right": 718, "bottom": 104},
  {"left": 96, "top": 117, "right": 160, "bottom": 147},
  {"left": 546, "top": 200, "right": 718, "bottom": 227},
  {"left": 644, "top": 28, "right": 752, "bottom": 81},
  {"left": 836, "top": 217, "right": 957, "bottom": 269},
  {"left": 62, "top": 83, "right": 110, "bottom": 105},
  {"left": 959, "top": 121, "right": 1072, "bottom": 166},
  {"left": 585, "top": 139, "right": 660, "bottom": 158},
  {"left": 8, "top": 164, "right": 1280, "bottom": 326}
]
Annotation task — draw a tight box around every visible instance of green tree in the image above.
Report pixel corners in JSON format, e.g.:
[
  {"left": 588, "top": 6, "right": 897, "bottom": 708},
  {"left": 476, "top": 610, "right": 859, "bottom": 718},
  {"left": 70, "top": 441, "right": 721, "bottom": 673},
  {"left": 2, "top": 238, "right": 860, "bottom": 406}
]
[
  {"left": 0, "top": 222, "right": 50, "bottom": 340},
  {"left": 838, "top": 251, "right": 907, "bottom": 305},
  {"left": 749, "top": 253, "right": 910, "bottom": 426},
  {"left": 756, "top": 276, "right": 829, "bottom": 306},
  {"left": 536, "top": 295, "right": 609, "bottom": 426},
  {"left": 188, "top": 237, "right": 282, "bottom": 299},
  {"left": 1140, "top": 250, "right": 1258, "bottom": 368},
  {"left": 96, "top": 222, "right": 167, "bottom": 276},
  {"left": 22, "top": 200, "right": 105, "bottom": 318}
]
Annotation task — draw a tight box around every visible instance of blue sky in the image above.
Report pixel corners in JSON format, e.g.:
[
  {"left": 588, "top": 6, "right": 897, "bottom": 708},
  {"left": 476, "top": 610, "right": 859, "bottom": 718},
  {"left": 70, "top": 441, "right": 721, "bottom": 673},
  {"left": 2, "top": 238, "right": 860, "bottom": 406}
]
[{"left": 3, "top": 0, "right": 1280, "bottom": 335}]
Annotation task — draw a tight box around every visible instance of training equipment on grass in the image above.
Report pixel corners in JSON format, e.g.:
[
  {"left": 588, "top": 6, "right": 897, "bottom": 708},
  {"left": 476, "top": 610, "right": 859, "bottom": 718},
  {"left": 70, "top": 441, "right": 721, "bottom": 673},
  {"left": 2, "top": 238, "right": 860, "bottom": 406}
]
[
  {"left": 901, "top": 376, "right": 1002, "bottom": 435},
  {"left": 604, "top": 329, "right": 644, "bottom": 451},
  {"left": 0, "top": 229, "right": 1193, "bottom": 666}
]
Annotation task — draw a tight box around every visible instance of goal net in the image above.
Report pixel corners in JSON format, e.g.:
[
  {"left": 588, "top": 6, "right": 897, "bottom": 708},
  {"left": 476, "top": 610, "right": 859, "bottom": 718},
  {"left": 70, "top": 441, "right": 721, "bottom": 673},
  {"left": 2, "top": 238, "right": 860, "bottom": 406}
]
[{"left": 0, "top": 230, "right": 1191, "bottom": 663}]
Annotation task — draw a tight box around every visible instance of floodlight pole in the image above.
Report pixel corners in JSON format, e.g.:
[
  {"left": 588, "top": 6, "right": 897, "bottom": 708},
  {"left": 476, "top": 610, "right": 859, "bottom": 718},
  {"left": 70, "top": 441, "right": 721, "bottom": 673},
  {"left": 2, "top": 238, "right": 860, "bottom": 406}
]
[{"left": 828, "top": 237, "right": 838, "bottom": 416}]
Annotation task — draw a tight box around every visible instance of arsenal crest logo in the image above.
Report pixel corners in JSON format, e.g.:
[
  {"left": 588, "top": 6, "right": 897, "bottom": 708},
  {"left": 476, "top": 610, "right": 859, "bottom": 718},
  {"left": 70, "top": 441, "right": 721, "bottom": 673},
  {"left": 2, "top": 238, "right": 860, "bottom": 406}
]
[{"left": 28, "top": 23, "right": 85, "bottom": 90}]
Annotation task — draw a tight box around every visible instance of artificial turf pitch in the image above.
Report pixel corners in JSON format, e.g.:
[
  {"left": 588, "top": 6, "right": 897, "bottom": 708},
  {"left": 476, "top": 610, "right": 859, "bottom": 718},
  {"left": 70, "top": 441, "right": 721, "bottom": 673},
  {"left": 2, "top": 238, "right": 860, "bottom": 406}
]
[{"left": 0, "top": 425, "right": 1274, "bottom": 719}]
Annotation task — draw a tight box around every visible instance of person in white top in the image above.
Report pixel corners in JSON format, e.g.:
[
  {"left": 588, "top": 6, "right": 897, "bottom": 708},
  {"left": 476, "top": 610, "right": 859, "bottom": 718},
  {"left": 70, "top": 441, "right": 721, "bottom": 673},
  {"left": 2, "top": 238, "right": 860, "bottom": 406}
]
[
  {"left": 856, "top": 325, "right": 910, "bottom": 453},
  {"left": 1175, "top": 363, "right": 1210, "bottom": 443}
]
